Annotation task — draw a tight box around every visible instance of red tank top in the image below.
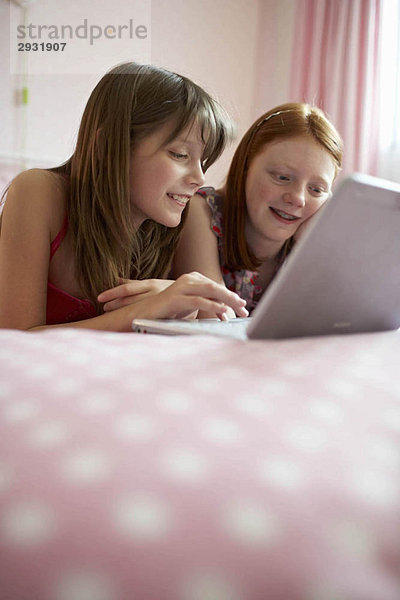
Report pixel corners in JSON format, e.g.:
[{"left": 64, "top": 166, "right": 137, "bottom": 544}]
[{"left": 46, "top": 216, "right": 97, "bottom": 325}]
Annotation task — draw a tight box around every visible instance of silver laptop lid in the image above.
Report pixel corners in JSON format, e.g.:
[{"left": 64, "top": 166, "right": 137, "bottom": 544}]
[{"left": 247, "top": 173, "right": 400, "bottom": 339}]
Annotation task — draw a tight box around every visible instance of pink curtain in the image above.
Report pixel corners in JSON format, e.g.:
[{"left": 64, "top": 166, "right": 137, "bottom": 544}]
[{"left": 290, "top": 0, "right": 381, "bottom": 176}]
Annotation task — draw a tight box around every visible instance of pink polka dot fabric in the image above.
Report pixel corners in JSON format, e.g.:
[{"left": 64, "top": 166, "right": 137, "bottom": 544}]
[{"left": 0, "top": 328, "right": 399, "bottom": 600}]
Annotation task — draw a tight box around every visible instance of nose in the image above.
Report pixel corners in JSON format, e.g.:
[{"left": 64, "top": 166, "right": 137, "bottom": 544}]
[
  {"left": 185, "top": 160, "right": 206, "bottom": 189},
  {"left": 282, "top": 184, "right": 306, "bottom": 208}
]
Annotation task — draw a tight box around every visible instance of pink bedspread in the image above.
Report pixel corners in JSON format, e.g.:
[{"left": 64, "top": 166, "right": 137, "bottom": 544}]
[{"left": 0, "top": 328, "right": 399, "bottom": 600}]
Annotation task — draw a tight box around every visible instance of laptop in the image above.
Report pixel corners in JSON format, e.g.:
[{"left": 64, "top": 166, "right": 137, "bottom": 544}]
[{"left": 132, "top": 173, "right": 400, "bottom": 340}]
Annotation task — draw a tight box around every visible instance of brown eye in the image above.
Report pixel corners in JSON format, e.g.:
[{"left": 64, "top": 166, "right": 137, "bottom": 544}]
[{"left": 169, "top": 151, "right": 188, "bottom": 160}]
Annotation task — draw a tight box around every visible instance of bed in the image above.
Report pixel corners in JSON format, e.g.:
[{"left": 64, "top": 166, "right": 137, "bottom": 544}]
[{"left": 0, "top": 327, "right": 399, "bottom": 600}]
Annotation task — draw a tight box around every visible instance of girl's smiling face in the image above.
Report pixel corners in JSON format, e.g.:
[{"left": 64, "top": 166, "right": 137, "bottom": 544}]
[
  {"left": 244, "top": 134, "right": 336, "bottom": 257},
  {"left": 129, "top": 120, "right": 206, "bottom": 229}
]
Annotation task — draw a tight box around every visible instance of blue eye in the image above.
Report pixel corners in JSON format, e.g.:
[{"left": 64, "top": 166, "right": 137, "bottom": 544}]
[
  {"left": 309, "top": 186, "right": 327, "bottom": 196},
  {"left": 271, "top": 172, "right": 290, "bottom": 182}
]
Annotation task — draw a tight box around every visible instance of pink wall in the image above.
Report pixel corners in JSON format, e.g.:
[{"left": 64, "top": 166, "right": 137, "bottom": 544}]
[
  {"left": 253, "top": 0, "right": 296, "bottom": 119},
  {"left": 1, "top": 0, "right": 291, "bottom": 188}
]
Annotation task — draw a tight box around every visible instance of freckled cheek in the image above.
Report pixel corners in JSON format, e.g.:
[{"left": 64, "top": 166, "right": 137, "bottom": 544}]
[{"left": 245, "top": 180, "right": 272, "bottom": 211}]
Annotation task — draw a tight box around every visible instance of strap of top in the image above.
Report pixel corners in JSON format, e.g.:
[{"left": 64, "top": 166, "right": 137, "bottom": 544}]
[{"left": 50, "top": 214, "right": 68, "bottom": 260}]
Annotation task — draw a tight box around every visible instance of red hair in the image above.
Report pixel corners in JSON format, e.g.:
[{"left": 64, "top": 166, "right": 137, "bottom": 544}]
[{"left": 223, "top": 103, "right": 343, "bottom": 270}]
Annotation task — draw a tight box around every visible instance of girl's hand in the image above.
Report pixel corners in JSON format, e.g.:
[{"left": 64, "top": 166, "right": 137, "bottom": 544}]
[
  {"left": 125, "top": 272, "right": 249, "bottom": 321},
  {"left": 98, "top": 278, "right": 174, "bottom": 312}
]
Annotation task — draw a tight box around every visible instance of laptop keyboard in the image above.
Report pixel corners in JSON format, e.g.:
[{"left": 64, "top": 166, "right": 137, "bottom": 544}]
[
  {"left": 132, "top": 318, "right": 251, "bottom": 339},
  {"left": 168, "top": 318, "right": 250, "bottom": 339}
]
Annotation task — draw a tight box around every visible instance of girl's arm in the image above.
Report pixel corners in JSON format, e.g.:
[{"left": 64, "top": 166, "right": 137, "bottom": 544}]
[
  {"left": 0, "top": 170, "right": 55, "bottom": 330},
  {"left": 97, "top": 195, "right": 239, "bottom": 319},
  {"left": 171, "top": 194, "right": 237, "bottom": 318},
  {"left": 0, "top": 173, "right": 246, "bottom": 332},
  {"left": 31, "top": 273, "right": 248, "bottom": 332},
  {"left": 171, "top": 194, "right": 223, "bottom": 284}
]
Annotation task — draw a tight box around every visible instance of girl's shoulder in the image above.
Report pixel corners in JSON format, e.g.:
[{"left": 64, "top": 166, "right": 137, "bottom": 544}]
[
  {"left": 8, "top": 167, "right": 65, "bottom": 194},
  {"left": 195, "top": 186, "right": 224, "bottom": 239},
  {"left": 196, "top": 186, "right": 224, "bottom": 208},
  {"left": 5, "top": 169, "right": 68, "bottom": 238}
]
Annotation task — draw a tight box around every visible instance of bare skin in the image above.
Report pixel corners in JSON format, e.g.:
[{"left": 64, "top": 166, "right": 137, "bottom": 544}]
[
  {"left": 172, "top": 134, "right": 336, "bottom": 317},
  {"left": 0, "top": 169, "right": 247, "bottom": 331}
]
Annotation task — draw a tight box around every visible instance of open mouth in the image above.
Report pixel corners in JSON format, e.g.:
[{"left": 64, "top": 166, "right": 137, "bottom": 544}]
[
  {"left": 167, "top": 193, "right": 191, "bottom": 207},
  {"left": 270, "top": 207, "right": 300, "bottom": 223}
]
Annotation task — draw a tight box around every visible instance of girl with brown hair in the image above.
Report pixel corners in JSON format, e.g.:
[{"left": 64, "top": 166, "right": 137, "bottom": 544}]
[
  {"left": 0, "top": 62, "right": 248, "bottom": 331},
  {"left": 172, "top": 103, "right": 344, "bottom": 317}
]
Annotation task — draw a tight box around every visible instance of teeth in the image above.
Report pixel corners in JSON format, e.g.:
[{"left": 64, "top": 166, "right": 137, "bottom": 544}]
[
  {"left": 169, "top": 194, "right": 190, "bottom": 203},
  {"left": 273, "top": 208, "right": 298, "bottom": 221}
]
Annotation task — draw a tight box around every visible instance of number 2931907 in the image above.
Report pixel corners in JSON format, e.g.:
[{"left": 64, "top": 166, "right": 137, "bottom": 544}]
[{"left": 18, "top": 42, "right": 66, "bottom": 51}]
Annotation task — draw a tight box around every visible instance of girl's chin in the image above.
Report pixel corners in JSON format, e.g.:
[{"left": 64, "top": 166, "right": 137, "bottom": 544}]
[{"left": 158, "top": 215, "right": 183, "bottom": 228}]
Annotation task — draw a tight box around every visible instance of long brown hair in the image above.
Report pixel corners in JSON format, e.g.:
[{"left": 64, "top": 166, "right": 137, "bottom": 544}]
[
  {"left": 223, "top": 103, "right": 343, "bottom": 271},
  {"left": 50, "top": 62, "right": 233, "bottom": 311}
]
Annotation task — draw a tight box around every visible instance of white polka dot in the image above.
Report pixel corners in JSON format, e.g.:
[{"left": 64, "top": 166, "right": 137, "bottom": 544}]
[
  {"left": 234, "top": 395, "right": 273, "bottom": 416},
  {"left": 114, "top": 494, "right": 171, "bottom": 540},
  {"left": 0, "top": 348, "right": 13, "bottom": 361},
  {"left": 327, "top": 520, "right": 376, "bottom": 562},
  {"left": 351, "top": 470, "right": 399, "bottom": 507},
  {"left": 29, "top": 421, "right": 69, "bottom": 448},
  {"left": 3, "top": 401, "right": 39, "bottom": 423},
  {"left": 97, "top": 345, "right": 123, "bottom": 359},
  {"left": 181, "top": 572, "right": 242, "bottom": 600},
  {"left": 121, "top": 377, "right": 152, "bottom": 393},
  {"left": 114, "top": 414, "right": 157, "bottom": 441},
  {"left": 368, "top": 437, "right": 400, "bottom": 468},
  {"left": 23, "top": 337, "right": 49, "bottom": 349},
  {"left": 201, "top": 419, "right": 242, "bottom": 444},
  {"left": 309, "top": 400, "right": 344, "bottom": 423},
  {"left": 63, "top": 350, "right": 92, "bottom": 366},
  {"left": 0, "top": 382, "right": 15, "bottom": 397},
  {"left": 259, "top": 457, "right": 306, "bottom": 489},
  {"left": 62, "top": 449, "right": 111, "bottom": 484},
  {"left": 278, "top": 363, "right": 306, "bottom": 377},
  {"left": 4, "top": 355, "right": 27, "bottom": 368},
  {"left": 161, "top": 448, "right": 208, "bottom": 483},
  {"left": 89, "top": 364, "right": 117, "bottom": 379},
  {"left": 286, "top": 424, "right": 327, "bottom": 451},
  {"left": 53, "top": 570, "right": 117, "bottom": 600},
  {"left": 55, "top": 329, "right": 81, "bottom": 340},
  {"left": 223, "top": 501, "right": 280, "bottom": 545},
  {"left": 99, "top": 332, "right": 126, "bottom": 343},
  {"left": 327, "top": 380, "right": 357, "bottom": 397},
  {"left": 159, "top": 392, "right": 193, "bottom": 413},
  {"left": 81, "top": 393, "right": 115, "bottom": 414},
  {"left": 220, "top": 367, "right": 252, "bottom": 385},
  {"left": 192, "top": 378, "right": 220, "bottom": 394},
  {"left": 382, "top": 406, "right": 400, "bottom": 432},
  {"left": 29, "top": 363, "right": 55, "bottom": 379},
  {"left": 262, "top": 378, "right": 290, "bottom": 396},
  {"left": 2, "top": 501, "right": 56, "bottom": 545}
]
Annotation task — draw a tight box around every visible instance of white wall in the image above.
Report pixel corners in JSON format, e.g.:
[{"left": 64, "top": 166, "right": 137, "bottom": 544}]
[{"left": 1, "top": 0, "right": 280, "bottom": 188}]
